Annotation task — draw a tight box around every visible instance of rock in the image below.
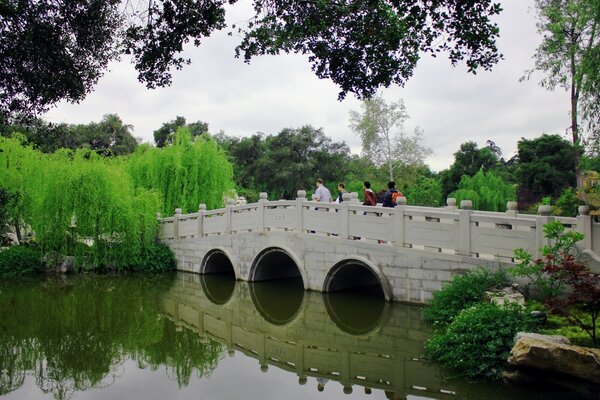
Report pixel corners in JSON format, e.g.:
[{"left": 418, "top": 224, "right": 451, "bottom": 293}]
[
  {"left": 513, "top": 332, "right": 571, "bottom": 345},
  {"left": 59, "top": 256, "right": 75, "bottom": 274},
  {"left": 484, "top": 286, "right": 526, "bottom": 308},
  {"left": 508, "top": 332, "right": 600, "bottom": 385}
]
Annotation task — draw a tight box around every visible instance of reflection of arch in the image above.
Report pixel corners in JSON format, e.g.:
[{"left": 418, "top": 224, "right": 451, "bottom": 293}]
[
  {"left": 249, "top": 247, "right": 306, "bottom": 288},
  {"left": 201, "top": 249, "right": 237, "bottom": 278},
  {"left": 249, "top": 278, "right": 305, "bottom": 326},
  {"left": 200, "top": 274, "right": 237, "bottom": 305},
  {"left": 323, "top": 290, "right": 390, "bottom": 336},
  {"left": 323, "top": 258, "right": 391, "bottom": 301}
]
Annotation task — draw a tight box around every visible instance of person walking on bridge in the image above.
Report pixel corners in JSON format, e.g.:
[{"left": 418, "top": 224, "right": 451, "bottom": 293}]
[{"left": 315, "top": 178, "right": 332, "bottom": 202}]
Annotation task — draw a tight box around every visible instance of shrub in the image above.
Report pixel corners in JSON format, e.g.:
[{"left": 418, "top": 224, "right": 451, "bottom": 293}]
[
  {"left": 510, "top": 221, "right": 583, "bottom": 301},
  {"left": 132, "top": 241, "right": 177, "bottom": 272},
  {"left": 423, "top": 268, "right": 509, "bottom": 327},
  {"left": 425, "top": 303, "right": 536, "bottom": 380},
  {"left": 0, "top": 245, "right": 43, "bottom": 277}
]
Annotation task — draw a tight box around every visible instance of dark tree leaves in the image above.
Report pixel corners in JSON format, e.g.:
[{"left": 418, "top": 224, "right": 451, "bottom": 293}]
[
  {"left": 1, "top": 0, "right": 503, "bottom": 117},
  {"left": 0, "top": 1, "right": 122, "bottom": 116},
  {"left": 236, "top": 0, "right": 503, "bottom": 99}
]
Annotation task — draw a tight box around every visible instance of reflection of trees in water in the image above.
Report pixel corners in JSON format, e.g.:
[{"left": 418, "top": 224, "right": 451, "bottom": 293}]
[{"left": 0, "top": 274, "right": 225, "bottom": 397}]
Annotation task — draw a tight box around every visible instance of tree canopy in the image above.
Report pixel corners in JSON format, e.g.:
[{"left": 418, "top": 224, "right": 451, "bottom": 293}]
[
  {"left": 349, "top": 95, "right": 432, "bottom": 181},
  {"left": 1, "top": 0, "right": 503, "bottom": 118}
]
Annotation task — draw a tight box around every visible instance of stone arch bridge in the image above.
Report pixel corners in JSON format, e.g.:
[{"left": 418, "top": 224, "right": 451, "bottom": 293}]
[{"left": 158, "top": 192, "right": 600, "bottom": 303}]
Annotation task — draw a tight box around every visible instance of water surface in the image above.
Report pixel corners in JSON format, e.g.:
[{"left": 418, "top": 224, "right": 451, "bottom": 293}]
[{"left": 0, "top": 272, "right": 582, "bottom": 399}]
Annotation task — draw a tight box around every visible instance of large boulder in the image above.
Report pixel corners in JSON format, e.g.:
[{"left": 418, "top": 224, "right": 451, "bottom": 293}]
[{"left": 508, "top": 332, "right": 600, "bottom": 385}]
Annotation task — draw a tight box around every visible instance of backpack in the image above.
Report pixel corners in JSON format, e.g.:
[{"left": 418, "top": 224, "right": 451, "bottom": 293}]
[{"left": 391, "top": 191, "right": 403, "bottom": 205}]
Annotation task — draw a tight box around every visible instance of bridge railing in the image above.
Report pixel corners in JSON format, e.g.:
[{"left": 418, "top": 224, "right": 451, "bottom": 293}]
[{"left": 158, "top": 191, "right": 598, "bottom": 263}]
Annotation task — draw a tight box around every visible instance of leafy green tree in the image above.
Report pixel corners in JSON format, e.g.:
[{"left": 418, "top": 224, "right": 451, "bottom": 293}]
[
  {"left": 349, "top": 95, "right": 431, "bottom": 181},
  {"left": 1, "top": 115, "right": 138, "bottom": 155},
  {"left": 70, "top": 114, "right": 139, "bottom": 155},
  {"left": 129, "top": 128, "right": 234, "bottom": 213},
  {"left": 439, "top": 141, "right": 502, "bottom": 198},
  {"left": 515, "top": 134, "right": 577, "bottom": 207},
  {"left": 154, "top": 116, "right": 208, "bottom": 147},
  {"left": 1, "top": 0, "right": 503, "bottom": 117},
  {"left": 404, "top": 176, "right": 444, "bottom": 207},
  {"left": 263, "top": 126, "right": 351, "bottom": 199},
  {"left": 216, "top": 126, "right": 352, "bottom": 200},
  {"left": 524, "top": 0, "right": 599, "bottom": 175},
  {"left": 449, "top": 169, "right": 516, "bottom": 211}
]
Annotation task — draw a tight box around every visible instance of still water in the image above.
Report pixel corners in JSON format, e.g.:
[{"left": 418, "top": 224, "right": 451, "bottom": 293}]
[{"left": 0, "top": 272, "right": 580, "bottom": 400}]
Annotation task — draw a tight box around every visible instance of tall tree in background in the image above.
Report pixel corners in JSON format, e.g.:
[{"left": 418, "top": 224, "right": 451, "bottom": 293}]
[
  {"left": 349, "top": 95, "right": 431, "bottom": 181},
  {"left": 439, "top": 141, "right": 502, "bottom": 198},
  {"left": 515, "top": 134, "right": 577, "bottom": 206},
  {"left": 524, "top": 0, "right": 599, "bottom": 189},
  {"left": 153, "top": 116, "right": 208, "bottom": 147},
  {"left": 1, "top": 0, "right": 503, "bottom": 119}
]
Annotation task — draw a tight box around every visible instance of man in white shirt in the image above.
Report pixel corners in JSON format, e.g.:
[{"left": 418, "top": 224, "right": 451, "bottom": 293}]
[{"left": 314, "top": 178, "right": 332, "bottom": 202}]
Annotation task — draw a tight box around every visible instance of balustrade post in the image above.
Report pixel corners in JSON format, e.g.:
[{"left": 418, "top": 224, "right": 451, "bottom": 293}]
[
  {"left": 446, "top": 197, "right": 457, "bottom": 211},
  {"left": 258, "top": 192, "right": 268, "bottom": 232},
  {"left": 226, "top": 199, "right": 235, "bottom": 234},
  {"left": 339, "top": 192, "right": 351, "bottom": 239},
  {"left": 506, "top": 201, "right": 518, "bottom": 217},
  {"left": 174, "top": 208, "right": 182, "bottom": 239},
  {"left": 577, "top": 205, "right": 592, "bottom": 251},
  {"left": 296, "top": 190, "right": 306, "bottom": 233},
  {"left": 458, "top": 200, "right": 472, "bottom": 256},
  {"left": 197, "top": 204, "right": 206, "bottom": 237},
  {"left": 394, "top": 197, "right": 406, "bottom": 247},
  {"left": 535, "top": 205, "right": 554, "bottom": 258}
]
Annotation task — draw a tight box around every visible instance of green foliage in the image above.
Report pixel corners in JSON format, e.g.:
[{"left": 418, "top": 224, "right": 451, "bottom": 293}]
[
  {"left": 555, "top": 187, "right": 580, "bottom": 216},
  {"left": 510, "top": 221, "right": 584, "bottom": 300},
  {"left": 516, "top": 134, "right": 577, "bottom": 207},
  {"left": 134, "top": 241, "right": 177, "bottom": 272},
  {"left": 0, "top": 246, "right": 43, "bottom": 277},
  {"left": 423, "top": 268, "right": 510, "bottom": 327},
  {"left": 425, "top": 303, "right": 536, "bottom": 380},
  {"left": 0, "top": 275, "right": 225, "bottom": 394},
  {"left": 439, "top": 141, "right": 504, "bottom": 198},
  {"left": 217, "top": 126, "right": 351, "bottom": 200},
  {"left": 404, "top": 176, "right": 443, "bottom": 206},
  {"left": 449, "top": 169, "right": 515, "bottom": 211},
  {"left": 349, "top": 95, "right": 431, "bottom": 181},
  {"left": 153, "top": 116, "right": 208, "bottom": 147},
  {"left": 0, "top": 136, "right": 167, "bottom": 270},
  {"left": 129, "top": 128, "right": 234, "bottom": 213},
  {"left": 527, "top": 0, "right": 600, "bottom": 145}
]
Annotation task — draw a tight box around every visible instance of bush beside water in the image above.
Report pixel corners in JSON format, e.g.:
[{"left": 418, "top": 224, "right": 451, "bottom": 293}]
[
  {"left": 0, "top": 245, "right": 43, "bottom": 277},
  {"left": 422, "top": 268, "right": 510, "bottom": 327},
  {"left": 423, "top": 268, "right": 537, "bottom": 380},
  {"left": 425, "top": 302, "right": 535, "bottom": 380}
]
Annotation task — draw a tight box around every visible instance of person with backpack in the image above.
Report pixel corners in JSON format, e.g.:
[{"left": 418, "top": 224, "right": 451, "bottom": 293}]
[{"left": 383, "top": 181, "right": 402, "bottom": 207}]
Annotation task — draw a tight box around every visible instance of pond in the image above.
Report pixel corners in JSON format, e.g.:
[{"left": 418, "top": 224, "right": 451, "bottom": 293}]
[{"left": 0, "top": 272, "right": 581, "bottom": 400}]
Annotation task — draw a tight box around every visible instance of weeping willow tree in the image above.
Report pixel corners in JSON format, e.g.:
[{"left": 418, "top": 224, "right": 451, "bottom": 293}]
[
  {"left": 0, "top": 135, "right": 41, "bottom": 242},
  {"left": 449, "top": 169, "right": 516, "bottom": 212},
  {"left": 0, "top": 136, "right": 163, "bottom": 269},
  {"left": 128, "top": 128, "right": 234, "bottom": 215},
  {"left": 32, "top": 149, "right": 162, "bottom": 269}
]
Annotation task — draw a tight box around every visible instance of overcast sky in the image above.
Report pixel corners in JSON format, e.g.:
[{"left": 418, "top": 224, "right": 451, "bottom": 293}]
[{"left": 43, "top": 0, "right": 570, "bottom": 172}]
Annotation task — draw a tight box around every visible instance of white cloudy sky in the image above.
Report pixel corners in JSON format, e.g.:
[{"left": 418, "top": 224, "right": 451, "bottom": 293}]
[{"left": 44, "top": 0, "right": 570, "bottom": 172}]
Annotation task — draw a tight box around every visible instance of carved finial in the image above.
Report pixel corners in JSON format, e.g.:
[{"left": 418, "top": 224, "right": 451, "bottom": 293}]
[
  {"left": 460, "top": 200, "right": 472, "bottom": 210},
  {"left": 297, "top": 190, "right": 306, "bottom": 199}
]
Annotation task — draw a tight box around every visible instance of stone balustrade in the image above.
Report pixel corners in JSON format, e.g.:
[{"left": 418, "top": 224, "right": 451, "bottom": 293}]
[{"left": 157, "top": 192, "right": 600, "bottom": 302}]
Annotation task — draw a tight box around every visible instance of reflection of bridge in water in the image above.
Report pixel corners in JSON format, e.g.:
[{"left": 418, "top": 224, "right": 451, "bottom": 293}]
[{"left": 160, "top": 272, "right": 457, "bottom": 399}]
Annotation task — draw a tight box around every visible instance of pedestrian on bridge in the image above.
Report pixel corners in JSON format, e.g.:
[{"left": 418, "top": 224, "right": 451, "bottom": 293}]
[{"left": 315, "top": 178, "right": 332, "bottom": 202}]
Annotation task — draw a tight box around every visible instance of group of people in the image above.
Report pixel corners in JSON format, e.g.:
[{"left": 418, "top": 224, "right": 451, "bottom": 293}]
[{"left": 314, "top": 178, "right": 402, "bottom": 207}]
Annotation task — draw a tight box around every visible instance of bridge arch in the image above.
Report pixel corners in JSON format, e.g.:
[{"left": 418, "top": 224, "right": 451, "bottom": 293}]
[
  {"left": 249, "top": 246, "right": 306, "bottom": 288},
  {"left": 323, "top": 258, "right": 391, "bottom": 301},
  {"left": 201, "top": 248, "right": 238, "bottom": 278}
]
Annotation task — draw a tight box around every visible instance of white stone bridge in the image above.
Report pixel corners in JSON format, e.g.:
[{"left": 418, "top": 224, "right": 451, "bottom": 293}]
[{"left": 157, "top": 191, "right": 600, "bottom": 303}]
